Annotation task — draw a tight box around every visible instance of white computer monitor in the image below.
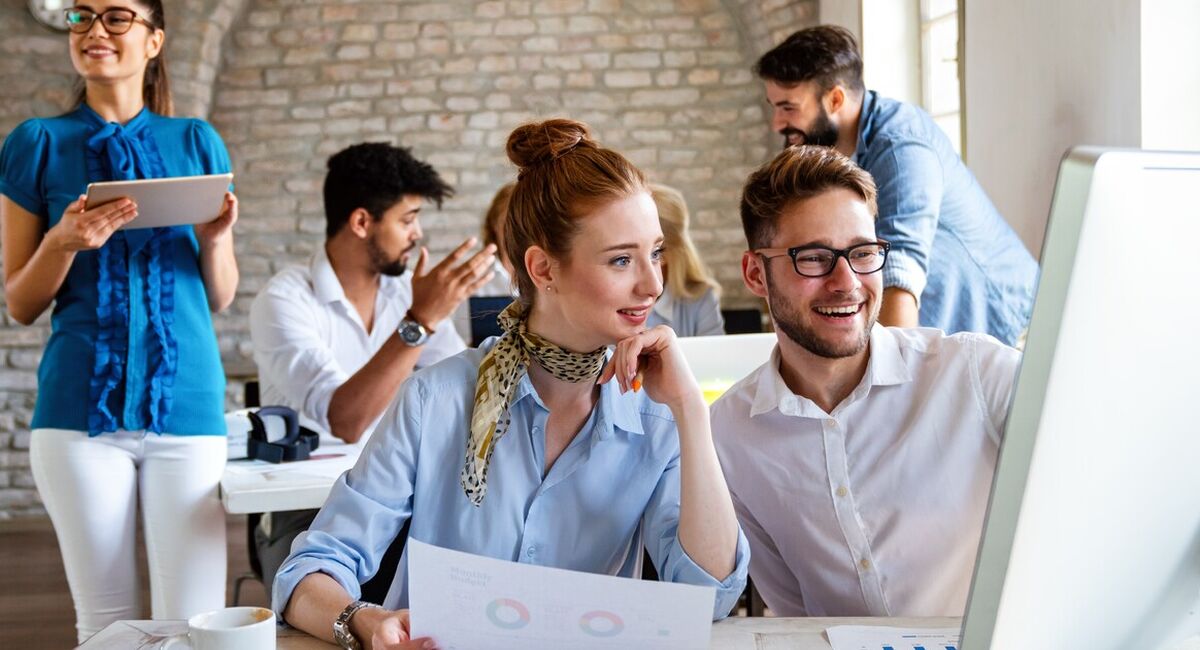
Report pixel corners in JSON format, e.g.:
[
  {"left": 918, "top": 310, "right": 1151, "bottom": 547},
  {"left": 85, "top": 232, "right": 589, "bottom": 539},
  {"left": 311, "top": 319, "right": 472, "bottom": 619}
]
[{"left": 961, "top": 149, "right": 1200, "bottom": 649}]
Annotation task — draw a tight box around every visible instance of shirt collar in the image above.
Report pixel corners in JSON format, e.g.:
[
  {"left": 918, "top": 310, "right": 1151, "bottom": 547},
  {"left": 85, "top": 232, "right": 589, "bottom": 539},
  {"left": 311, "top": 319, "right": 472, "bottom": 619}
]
[
  {"left": 310, "top": 246, "right": 408, "bottom": 306},
  {"left": 507, "top": 354, "right": 646, "bottom": 440},
  {"left": 310, "top": 246, "right": 346, "bottom": 305},
  {"left": 652, "top": 288, "right": 676, "bottom": 322},
  {"left": 748, "top": 324, "right": 912, "bottom": 418},
  {"left": 852, "top": 90, "right": 879, "bottom": 166}
]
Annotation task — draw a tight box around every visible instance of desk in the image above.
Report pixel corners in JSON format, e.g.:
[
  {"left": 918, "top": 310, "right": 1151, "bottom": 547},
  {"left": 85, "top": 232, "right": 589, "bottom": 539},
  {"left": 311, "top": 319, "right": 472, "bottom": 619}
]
[
  {"left": 710, "top": 616, "right": 960, "bottom": 649},
  {"left": 83, "top": 617, "right": 961, "bottom": 649},
  {"left": 220, "top": 440, "right": 362, "bottom": 514}
]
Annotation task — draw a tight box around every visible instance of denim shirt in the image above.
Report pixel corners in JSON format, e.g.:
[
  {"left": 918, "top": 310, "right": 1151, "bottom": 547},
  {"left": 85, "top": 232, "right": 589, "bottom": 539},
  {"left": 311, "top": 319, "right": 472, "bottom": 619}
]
[
  {"left": 854, "top": 91, "right": 1039, "bottom": 346},
  {"left": 272, "top": 343, "right": 750, "bottom": 621}
]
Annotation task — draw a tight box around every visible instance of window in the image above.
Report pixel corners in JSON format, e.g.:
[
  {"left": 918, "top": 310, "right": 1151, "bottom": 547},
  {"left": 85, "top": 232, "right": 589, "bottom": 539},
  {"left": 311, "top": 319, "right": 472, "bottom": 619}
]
[{"left": 920, "top": 0, "right": 962, "bottom": 153}]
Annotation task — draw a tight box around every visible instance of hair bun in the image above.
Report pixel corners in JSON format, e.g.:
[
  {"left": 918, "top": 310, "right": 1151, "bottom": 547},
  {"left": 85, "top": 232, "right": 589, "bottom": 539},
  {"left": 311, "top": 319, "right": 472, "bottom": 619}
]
[{"left": 506, "top": 119, "right": 595, "bottom": 170}]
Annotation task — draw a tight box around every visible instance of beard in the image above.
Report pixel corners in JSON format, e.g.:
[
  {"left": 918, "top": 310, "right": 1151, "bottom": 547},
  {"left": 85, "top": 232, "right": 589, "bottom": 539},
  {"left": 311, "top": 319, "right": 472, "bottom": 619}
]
[
  {"left": 780, "top": 109, "right": 840, "bottom": 149},
  {"left": 367, "top": 235, "right": 412, "bottom": 277},
  {"left": 764, "top": 267, "right": 875, "bottom": 359}
]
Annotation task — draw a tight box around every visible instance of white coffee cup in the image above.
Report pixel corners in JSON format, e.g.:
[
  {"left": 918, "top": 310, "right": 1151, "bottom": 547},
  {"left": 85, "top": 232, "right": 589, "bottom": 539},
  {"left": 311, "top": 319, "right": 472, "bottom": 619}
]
[{"left": 187, "top": 606, "right": 276, "bottom": 650}]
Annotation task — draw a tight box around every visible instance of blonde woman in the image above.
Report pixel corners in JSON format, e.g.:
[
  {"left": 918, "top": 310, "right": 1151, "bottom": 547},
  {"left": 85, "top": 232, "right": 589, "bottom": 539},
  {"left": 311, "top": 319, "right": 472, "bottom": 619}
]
[{"left": 648, "top": 184, "right": 725, "bottom": 336}]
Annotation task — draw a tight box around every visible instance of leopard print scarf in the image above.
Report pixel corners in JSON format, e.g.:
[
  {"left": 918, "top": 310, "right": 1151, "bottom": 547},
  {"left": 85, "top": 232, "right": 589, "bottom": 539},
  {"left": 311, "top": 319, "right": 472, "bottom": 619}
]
[{"left": 463, "top": 301, "right": 607, "bottom": 506}]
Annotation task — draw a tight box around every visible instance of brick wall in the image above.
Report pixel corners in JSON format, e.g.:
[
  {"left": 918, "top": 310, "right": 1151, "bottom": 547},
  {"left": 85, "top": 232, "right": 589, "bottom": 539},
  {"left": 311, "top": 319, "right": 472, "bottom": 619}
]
[{"left": 0, "top": 0, "right": 816, "bottom": 518}]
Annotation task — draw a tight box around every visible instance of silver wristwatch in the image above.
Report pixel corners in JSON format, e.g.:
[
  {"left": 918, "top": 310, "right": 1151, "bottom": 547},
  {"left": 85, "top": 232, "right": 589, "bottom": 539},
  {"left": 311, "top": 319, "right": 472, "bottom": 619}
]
[
  {"left": 333, "top": 600, "right": 381, "bottom": 650},
  {"left": 397, "top": 310, "right": 431, "bottom": 347}
]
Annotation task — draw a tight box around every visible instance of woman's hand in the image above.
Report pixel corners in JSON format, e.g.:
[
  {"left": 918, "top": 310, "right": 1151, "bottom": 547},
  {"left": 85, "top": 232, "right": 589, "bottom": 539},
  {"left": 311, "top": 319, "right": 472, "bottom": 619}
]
[
  {"left": 194, "top": 191, "right": 237, "bottom": 248},
  {"left": 353, "top": 608, "right": 439, "bottom": 650},
  {"left": 45, "top": 194, "right": 137, "bottom": 253},
  {"left": 599, "top": 325, "right": 703, "bottom": 412}
]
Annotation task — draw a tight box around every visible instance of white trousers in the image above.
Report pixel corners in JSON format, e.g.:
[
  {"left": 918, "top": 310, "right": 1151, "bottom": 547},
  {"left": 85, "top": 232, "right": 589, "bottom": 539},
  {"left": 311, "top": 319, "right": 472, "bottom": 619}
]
[{"left": 30, "top": 428, "right": 228, "bottom": 643}]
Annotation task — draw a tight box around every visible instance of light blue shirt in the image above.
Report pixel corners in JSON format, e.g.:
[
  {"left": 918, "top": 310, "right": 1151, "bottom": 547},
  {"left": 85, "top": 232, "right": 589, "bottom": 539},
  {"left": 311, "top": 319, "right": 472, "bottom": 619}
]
[
  {"left": 854, "top": 91, "right": 1039, "bottom": 346},
  {"left": 272, "top": 343, "right": 750, "bottom": 621},
  {"left": 646, "top": 287, "right": 725, "bottom": 337}
]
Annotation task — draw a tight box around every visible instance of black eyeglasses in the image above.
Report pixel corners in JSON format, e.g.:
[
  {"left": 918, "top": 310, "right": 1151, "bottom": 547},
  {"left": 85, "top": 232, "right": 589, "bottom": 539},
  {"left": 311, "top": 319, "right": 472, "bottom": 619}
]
[
  {"left": 64, "top": 6, "right": 156, "bottom": 35},
  {"left": 755, "top": 241, "right": 891, "bottom": 278}
]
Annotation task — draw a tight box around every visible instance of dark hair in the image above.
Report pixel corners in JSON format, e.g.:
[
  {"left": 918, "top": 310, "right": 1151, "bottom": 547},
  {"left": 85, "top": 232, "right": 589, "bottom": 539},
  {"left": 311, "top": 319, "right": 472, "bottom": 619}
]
[
  {"left": 323, "top": 142, "right": 454, "bottom": 238},
  {"left": 72, "top": 0, "right": 173, "bottom": 116},
  {"left": 740, "top": 145, "right": 878, "bottom": 249},
  {"left": 504, "top": 118, "right": 646, "bottom": 305},
  {"left": 753, "top": 25, "right": 864, "bottom": 93}
]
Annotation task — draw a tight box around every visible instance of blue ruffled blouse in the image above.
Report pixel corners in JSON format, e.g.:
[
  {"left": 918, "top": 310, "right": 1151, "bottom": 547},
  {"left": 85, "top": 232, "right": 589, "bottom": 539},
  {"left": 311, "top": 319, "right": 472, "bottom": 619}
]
[{"left": 0, "top": 105, "right": 230, "bottom": 436}]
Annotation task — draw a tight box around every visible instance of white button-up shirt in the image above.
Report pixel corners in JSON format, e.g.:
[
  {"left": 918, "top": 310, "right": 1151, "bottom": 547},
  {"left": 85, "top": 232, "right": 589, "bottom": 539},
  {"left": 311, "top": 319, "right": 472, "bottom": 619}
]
[
  {"left": 249, "top": 247, "right": 466, "bottom": 439},
  {"left": 711, "top": 325, "right": 1020, "bottom": 617}
]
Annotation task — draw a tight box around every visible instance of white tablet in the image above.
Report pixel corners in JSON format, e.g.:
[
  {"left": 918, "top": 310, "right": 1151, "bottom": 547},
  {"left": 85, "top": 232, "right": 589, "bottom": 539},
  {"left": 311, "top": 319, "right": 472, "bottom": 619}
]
[{"left": 85, "top": 172, "right": 233, "bottom": 230}]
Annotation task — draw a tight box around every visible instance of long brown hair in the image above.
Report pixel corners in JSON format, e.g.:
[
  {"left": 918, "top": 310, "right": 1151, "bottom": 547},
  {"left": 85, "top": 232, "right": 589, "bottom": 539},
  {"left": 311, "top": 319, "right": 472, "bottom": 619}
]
[
  {"left": 504, "top": 119, "right": 646, "bottom": 305},
  {"left": 72, "top": 0, "right": 173, "bottom": 116}
]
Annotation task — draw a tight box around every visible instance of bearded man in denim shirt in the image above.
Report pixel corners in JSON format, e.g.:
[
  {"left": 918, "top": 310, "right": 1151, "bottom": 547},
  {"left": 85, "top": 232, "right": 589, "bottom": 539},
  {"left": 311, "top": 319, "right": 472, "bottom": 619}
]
[{"left": 755, "top": 26, "right": 1038, "bottom": 346}]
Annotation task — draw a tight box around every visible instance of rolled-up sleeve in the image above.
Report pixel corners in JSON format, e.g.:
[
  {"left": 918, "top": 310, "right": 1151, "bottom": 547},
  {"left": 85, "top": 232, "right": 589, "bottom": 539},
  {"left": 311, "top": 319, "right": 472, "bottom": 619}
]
[
  {"left": 640, "top": 449, "right": 750, "bottom": 620},
  {"left": 249, "top": 285, "right": 348, "bottom": 434},
  {"left": 272, "top": 378, "right": 424, "bottom": 618},
  {"left": 863, "top": 137, "right": 945, "bottom": 304}
]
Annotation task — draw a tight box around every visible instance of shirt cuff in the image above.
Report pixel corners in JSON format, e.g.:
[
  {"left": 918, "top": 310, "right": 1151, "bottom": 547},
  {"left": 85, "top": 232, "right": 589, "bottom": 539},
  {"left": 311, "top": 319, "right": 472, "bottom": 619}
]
[
  {"left": 667, "top": 528, "right": 751, "bottom": 620},
  {"left": 271, "top": 534, "right": 363, "bottom": 622},
  {"left": 881, "top": 252, "right": 928, "bottom": 308}
]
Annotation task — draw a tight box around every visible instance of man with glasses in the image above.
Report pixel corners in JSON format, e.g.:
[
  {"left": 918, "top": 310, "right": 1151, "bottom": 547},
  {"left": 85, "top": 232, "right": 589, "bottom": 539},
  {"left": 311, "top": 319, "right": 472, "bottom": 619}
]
[
  {"left": 710, "top": 145, "right": 1021, "bottom": 617},
  {"left": 755, "top": 26, "right": 1038, "bottom": 347}
]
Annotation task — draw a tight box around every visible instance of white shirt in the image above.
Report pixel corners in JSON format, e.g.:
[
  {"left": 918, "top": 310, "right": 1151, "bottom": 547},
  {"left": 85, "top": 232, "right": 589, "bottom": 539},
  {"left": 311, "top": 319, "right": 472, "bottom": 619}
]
[
  {"left": 249, "top": 248, "right": 466, "bottom": 440},
  {"left": 711, "top": 325, "right": 1020, "bottom": 617}
]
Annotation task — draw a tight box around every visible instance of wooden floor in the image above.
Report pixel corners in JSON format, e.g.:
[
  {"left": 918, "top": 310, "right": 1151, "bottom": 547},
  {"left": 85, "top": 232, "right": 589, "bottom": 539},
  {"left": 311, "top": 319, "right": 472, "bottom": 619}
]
[{"left": 0, "top": 515, "right": 270, "bottom": 649}]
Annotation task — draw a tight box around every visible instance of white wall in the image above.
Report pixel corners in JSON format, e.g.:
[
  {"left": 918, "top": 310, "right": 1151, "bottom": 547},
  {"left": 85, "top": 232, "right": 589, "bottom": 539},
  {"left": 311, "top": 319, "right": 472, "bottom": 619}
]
[
  {"left": 1141, "top": 0, "right": 1200, "bottom": 151},
  {"left": 820, "top": 0, "right": 862, "bottom": 45},
  {"left": 964, "top": 0, "right": 1142, "bottom": 257}
]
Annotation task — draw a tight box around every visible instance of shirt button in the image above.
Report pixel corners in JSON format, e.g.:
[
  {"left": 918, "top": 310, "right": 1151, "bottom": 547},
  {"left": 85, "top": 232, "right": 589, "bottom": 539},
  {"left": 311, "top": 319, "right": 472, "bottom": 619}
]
[
  {"left": 859, "top": 558, "right": 871, "bottom": 570},
  {"left": 526, "top": 546, "right": 537, "bottom": 558},
  {"left": 836, "top": 486, "right": 848, "bottom": 497},
  {"left": 826, "top": 419, "right": 838, "bottom": 429}
]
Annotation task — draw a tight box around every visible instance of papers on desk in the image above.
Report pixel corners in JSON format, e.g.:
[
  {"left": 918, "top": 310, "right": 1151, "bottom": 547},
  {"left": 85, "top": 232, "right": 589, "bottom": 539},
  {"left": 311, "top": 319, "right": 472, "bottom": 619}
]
[
  {"left": 826, "top": 625, "right": 961, "bottom": 650},
  {"left": 407, "top": 539, "right": 716, "bottom": 649}
]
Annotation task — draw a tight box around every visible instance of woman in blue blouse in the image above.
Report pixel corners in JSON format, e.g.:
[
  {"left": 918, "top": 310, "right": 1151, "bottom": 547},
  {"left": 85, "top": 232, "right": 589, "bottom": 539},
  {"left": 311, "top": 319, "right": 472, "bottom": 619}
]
[
  {"left": 274, "top": 119, "right": 749, "bottom": 649},
  {"left": 0, "top": 2, "right": 237, "bottom": 642}
]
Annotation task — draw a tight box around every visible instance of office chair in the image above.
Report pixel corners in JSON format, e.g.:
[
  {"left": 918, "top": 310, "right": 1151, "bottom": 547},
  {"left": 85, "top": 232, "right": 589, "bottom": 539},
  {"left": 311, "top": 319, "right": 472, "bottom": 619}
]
[{"left": 468, "top": 295, "right": 514, "bottom": 346}]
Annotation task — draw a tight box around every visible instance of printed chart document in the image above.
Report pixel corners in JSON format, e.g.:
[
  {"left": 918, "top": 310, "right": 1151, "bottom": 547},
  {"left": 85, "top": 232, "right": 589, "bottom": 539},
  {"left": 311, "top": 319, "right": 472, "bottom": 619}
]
[
  {"left": 827, "top": 625, "right": 962, "bottom": 650},
  {"left": 408, "top": 539, "right": 716, "bottom": 649}
]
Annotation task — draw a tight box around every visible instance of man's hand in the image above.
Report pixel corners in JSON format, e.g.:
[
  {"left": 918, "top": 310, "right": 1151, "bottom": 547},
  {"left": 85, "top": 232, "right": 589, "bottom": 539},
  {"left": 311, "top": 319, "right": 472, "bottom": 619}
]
[{"left": 408, "top": 238, "right": 497, "bottom": 329}]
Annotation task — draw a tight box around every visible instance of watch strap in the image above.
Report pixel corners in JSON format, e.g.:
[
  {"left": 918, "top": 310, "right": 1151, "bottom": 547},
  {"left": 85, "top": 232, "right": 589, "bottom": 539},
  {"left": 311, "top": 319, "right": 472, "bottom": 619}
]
[
  {"left": 405, "top": 309, "right": 435, "bottom": 334},
  {"left": 334, "top": 600, "right": 381, "bottom": 650}
]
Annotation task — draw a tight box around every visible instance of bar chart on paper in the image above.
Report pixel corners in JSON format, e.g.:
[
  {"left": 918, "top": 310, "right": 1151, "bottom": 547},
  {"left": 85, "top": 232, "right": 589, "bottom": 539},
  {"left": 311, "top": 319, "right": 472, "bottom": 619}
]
[
  {"left": 826, "top": 625, "right": 961, "bottom": 650},
  {"left": 407, "top": 540, "right": 717, "bottom": 649}
]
